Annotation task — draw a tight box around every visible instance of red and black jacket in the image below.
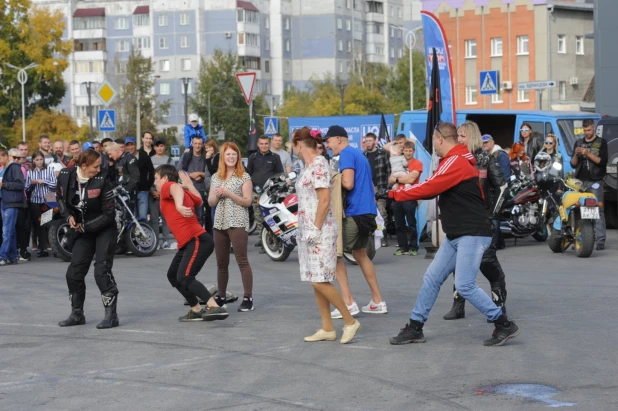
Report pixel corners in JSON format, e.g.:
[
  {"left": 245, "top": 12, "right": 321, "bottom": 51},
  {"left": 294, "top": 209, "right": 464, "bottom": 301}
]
[{"left": 389, "top": 144, "right": 492, "bottom": 239}]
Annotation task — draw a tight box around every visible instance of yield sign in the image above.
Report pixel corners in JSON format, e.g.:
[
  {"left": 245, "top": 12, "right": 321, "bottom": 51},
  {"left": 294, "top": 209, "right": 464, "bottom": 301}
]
[{"left": 235, "top": 72, "right": 256, "bottom": 105}]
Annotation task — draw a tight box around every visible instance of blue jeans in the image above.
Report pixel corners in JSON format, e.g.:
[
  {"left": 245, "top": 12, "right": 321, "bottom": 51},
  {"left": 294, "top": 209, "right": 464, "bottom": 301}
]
[
  {"left": 0, "top": 207, "right": 19, "bottom": 261},
  {"left": 411, "top": 235, "right": 502, "bottom": 323},
  {"left": 136, "top": 191, "right": 149, "bottom": 221}
]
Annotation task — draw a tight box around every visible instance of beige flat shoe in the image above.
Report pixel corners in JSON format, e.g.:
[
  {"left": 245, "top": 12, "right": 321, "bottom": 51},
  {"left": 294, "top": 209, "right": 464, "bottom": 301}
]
[
  {"left": 340, "top": 320, "right": 361, "bottom": 344},
  {"left": 304, "top": 329, "right": 337, "bottom": 342}
]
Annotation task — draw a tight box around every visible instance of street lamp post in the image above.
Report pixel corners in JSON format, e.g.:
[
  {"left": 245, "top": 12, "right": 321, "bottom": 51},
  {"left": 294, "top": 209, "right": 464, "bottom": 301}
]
[
  {"left": 338, "top": 82, "right": 347, "bottom": 116},
  {"left": 181, "top": 77, "right": 191, "bottom": 126},
  {"left": 404, "top": 27, "right": 423, "bottom": 111},
  {"left": 82, "top": 81, "right": 95, "bottom": 140},
  {"left": 5, "top": 63, "right": 39, "bottom": 142}
]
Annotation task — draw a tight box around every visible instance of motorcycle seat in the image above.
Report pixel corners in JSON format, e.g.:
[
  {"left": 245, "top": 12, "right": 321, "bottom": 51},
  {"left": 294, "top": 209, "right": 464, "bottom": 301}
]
[{"left": 561, "top": 192, "right": 595, "bottom": 209}]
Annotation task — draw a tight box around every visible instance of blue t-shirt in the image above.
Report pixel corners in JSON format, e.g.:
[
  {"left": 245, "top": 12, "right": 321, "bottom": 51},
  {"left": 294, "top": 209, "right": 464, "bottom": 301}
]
[{"left": 338, "top": 146, "right": 376, "bottom": 217}]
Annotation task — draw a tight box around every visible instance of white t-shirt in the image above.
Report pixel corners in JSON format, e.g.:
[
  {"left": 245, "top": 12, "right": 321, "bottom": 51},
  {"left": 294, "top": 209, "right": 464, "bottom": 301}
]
[{"left": 271, "top": 148, "right": 292, "bottom": 170}]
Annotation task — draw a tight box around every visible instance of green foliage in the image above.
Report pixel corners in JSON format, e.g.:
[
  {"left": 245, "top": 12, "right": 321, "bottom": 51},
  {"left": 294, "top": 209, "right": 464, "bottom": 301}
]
[
  {"left": 0, "top": 0, "right": 72, "bottom": 128},
  {"left": 12, "top": 107, "right": 88, "bottom": 147}
]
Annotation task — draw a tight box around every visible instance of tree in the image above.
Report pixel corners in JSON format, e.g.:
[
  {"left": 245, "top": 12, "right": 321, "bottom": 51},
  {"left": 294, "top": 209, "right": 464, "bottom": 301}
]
[
  {"left": 389, "top": 49, "right": 427, "bottom": 112},
  {"left": 110, "top": 49, "right": 171, "bottom": 139},
  {"left": 12, "top": 107, "right": 89, "bottom": 148},
  {"left": 192, "top": 50, "right": 269, "bottom": 154},
  {"left": 0, "top": 0, "right": 72, "bottom": 128}
]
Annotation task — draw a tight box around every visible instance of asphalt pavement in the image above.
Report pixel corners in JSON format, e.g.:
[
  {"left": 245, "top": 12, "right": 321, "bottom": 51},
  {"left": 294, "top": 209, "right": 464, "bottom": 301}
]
[{"left": 1, "top": 231, "right": 617, "bottom": 410}]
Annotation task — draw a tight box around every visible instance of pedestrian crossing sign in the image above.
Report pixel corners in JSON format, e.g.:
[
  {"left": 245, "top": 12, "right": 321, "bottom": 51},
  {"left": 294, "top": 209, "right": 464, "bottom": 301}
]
[
  {"left": 264, "top": 117, "right": 279, "bottom": 137},
  {"left": 98, "top": 109, "right": 116, "bottom": 132},
  {"left": 479, "top": 70, "right": 499, "bottom": 95}
]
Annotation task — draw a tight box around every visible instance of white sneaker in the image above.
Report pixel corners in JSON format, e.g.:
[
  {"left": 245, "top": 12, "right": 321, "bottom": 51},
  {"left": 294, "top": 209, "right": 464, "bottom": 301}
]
[
  {"left": 331, "top": 302, "right": 360, "bottom": 319},
  {"left": 361, "top": 300, "right": 388, "bottom": 314}
]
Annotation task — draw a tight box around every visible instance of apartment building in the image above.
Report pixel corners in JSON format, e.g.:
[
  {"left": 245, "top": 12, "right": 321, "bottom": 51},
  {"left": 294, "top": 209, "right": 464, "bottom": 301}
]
[
  {"left": 422, "top": 0, "right": 595, "bottom": 111},
  {"left": 32, "top": 0, "right": 418, "bottom": 139}
]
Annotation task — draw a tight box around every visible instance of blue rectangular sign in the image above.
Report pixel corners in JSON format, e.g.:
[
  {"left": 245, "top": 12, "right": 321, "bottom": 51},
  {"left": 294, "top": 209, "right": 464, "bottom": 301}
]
[
  {"left": 98, "top": 109, "right": 116, "bottom": 132},
  {"left": 264, "top": 117, "right": 279, "bottom": 137},
  {"left": 479, "top": 70, "right": 499, "bottom": 95}
]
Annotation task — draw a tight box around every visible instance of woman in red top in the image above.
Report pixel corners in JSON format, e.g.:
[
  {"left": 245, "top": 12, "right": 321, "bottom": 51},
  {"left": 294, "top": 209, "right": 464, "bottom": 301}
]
[{"left": 154, "top": 165, "right": 228, "bottom": 322}]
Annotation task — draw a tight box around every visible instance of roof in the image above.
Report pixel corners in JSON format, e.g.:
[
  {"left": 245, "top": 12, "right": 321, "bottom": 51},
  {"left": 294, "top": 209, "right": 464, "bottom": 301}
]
[
  {"left": 73, "top": 8, "right": 105, "bottom": 18},
  {"left": 549, "top": 1, "right": 594, "bottom": 11},
  {"left": 401, "top": 109, "right": 600, "bottom": 118},
  {"left": 237, "top": 0, "right": 259, "bottom": 12},
  {"left": 134, "top": 5, "right": 149, "bottom": 14}
]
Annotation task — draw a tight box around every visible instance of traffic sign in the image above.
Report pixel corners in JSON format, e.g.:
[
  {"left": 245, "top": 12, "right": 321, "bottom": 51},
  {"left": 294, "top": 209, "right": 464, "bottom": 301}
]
[
  {"left": 98, "top": 109, "right": 116, "bottom": 132},
  {"left": 96, "top": 80, "right": 117, "bottom": 107},
  {"left": 480, "top": 70, "right": 499, "bottom": 95},
  {"left": 264, "top": 117, "right": 279, "bottom": 136},
  {"left": 171, "top": 145, "right": 180, "bottom": 156},
  {"left": 518, "top": 80, "right": 557, "bottom": 91},
  {"left": 235, "top": 72, "right": 257, "bottom": 105}
]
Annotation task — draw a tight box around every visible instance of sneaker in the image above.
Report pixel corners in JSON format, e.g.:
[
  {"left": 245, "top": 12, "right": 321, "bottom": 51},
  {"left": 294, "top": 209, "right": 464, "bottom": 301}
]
[
  {"left": 361, "top": 300, "right": 388, "bottom": 314},
  {"left": 238, "top": 297, "right": 254, "bottom": 312},
  {"left": 19, "top": 253, "right": 31, "bottom": 262},
  {"left": 340, "top": 320, "right": 361, "bottom": 344},
  {"left": 331, "top": 302, "right": 360, "bottom": 319},
  {"left": 409, "top": 250, "right": 418, "bottom": 256},
  {"left": 254, "top": 240, "right": 263, "bottom": 248},
  {"left": 160, "top": 241, "right": 170, "bottom": 250},
  {"left": 596, "top": 244, "right": 605, "bottom": 251},
  {"left": 484, "top": 320, "right": 520, "bottom": 347},
  {"left": 202, "top": 306, "right": 229, "bottom": 321},
  {"left": 0, "top": 259, "right": 9, "bottom": 266},
  {"left": 214, "top": 295, "right": 227, "bottom": 309},
  {"left": 381, "top": 239, "right": 389, "bottom": 247},
  {"left": 389, "top": 321, "right": 425, "bottom": 345},
  {"left": 393, "top": 249, "right": 409, "bottom": 256},
  {"left": 37, "top": 251, "right": 49, "bottom": 258},
  {"left": 178, "top": 308, "right": 206, "bottom": 322}
]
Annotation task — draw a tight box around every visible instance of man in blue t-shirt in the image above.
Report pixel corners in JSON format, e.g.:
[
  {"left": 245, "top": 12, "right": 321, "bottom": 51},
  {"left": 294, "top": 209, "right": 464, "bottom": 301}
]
[{"left": 324, "top": 125, "right": 387, "bottom": 319}]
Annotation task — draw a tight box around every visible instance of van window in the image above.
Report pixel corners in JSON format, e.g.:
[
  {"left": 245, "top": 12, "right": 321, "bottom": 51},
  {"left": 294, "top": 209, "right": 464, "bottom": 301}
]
[
  {"left": 557, "top": 119, "right": 586, "bottom": 156},
  {"left": 466, "top": 114, "right": 516, "bottom": 149}
]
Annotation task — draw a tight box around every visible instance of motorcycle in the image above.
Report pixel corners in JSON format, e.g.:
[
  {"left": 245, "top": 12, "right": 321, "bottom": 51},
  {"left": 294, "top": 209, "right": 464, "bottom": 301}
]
[
  {"left": 49, "top": 186, "right": 158, "bottom": 262},
  {"left": 499, "top": 176, "right": 548, "bottom": 242},
  {"left": 544, "top": 163, "right": 599, "bottom": 258}
]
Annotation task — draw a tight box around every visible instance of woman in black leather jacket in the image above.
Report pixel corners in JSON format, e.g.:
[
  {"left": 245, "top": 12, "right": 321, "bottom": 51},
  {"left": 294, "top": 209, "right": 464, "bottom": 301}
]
[
  {"left": 442, "top": 121, "right": 508, "bottom": 320},
  {"left": 56, "top": 150, "right": 120, "bottom": 329}
]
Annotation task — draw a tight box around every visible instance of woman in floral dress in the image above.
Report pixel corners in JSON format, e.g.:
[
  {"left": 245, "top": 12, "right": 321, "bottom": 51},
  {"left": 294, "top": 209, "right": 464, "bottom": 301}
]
[{"left": 293, "top": 127, "right": 361, "bottom": 344}]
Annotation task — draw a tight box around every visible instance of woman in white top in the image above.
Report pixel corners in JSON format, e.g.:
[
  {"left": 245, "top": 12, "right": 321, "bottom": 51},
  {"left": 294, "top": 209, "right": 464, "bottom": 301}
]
[{"left": 208, "top": 142, "right": 255, "bottom": 312}]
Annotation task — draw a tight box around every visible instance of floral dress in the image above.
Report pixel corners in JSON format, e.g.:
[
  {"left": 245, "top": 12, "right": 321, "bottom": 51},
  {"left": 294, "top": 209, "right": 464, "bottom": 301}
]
[{"left": 296, "top": 156, "right": 338, "bottom": 282}]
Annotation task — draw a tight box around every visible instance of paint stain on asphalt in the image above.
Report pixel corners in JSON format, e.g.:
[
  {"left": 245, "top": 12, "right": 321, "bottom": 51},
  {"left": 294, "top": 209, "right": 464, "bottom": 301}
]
[{"left": 475, "top": 384, "right": 576, "bottom": 408}]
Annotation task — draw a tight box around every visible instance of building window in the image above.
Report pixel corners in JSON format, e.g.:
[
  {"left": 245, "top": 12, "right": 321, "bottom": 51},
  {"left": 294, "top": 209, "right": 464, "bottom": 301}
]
[
  {"left": 390, "top": 26, "right": 395, "bottom": 38},
  {"left": 338, "top": 40, "right": 343, "bottom": 51},
  {"left": 347, "top": 41, "right": 352, "bottom": 52},
  {"left": 465, "top": 40, "right": 477, "bottom": 58},
  {"left": 398, "top": 6, "right": 402, "bottom": 18},
  {"left": 116, "top": 40, "right": 130, "bottom": 52},
  {"left": 180, "top": 12, "right": 189, "bottom": 25},
  {"left": 133, "top": 14, "right": 150, "bottom": 27},
  {"left": 491, "top": 93, "right": 503, "bottom": 103},
  {"left": 158, "top": 14, "right": 168, "bottom": 26},
  {"left": 465, "top": 86, "right": 478, "bottom": 105},
  {"left": 375, "top": 45, "right": 384, "bottom": 55},
  {"left": 346, "top": 0, "right": 352, "bottom": 9},
  {"left": 115, "top": 17, "right": 128, "bottom": 30},
  {"left": 245, "top": 33, "right": 258, "bottom": 46},
  {"left": 366, "top": 1, "right": 384, "bottom": 14},
  {"left": 75, "top": 62, "right": 89, "bottom": 73},
  {"left": 159, "top": 37, "right": 168, "bottom": 49},
  {"left": 238, "top": 33, "right": 245, "bottom": 45},
  {"left": 346, "top": 19, "right": 351, "bottom": 31},
  {"left": 264, "top": 38, "right": 270, "bottom": 51},
  {"left": 265, "top": 60, "right": 270, "bottom": 73},
  {"left": 133, "top": 37, "right": 151, "bottom": 50},
  {"left": 243, "top": 57, "right": 260, "bottom": 70},
  {"left": 559, "top": 81, "right": 567, "bottom": 101},
  {"left": 517, "top": 90, "right": 530, "bottom": 102},
  {"left": 491, "top": 38, "right": 503, "bottom": 57},
  {"left": 285, "top": 39, "right": 290, "bottom": 52},
  {"left": 337, "top": 18, "right": 342, "bottom": 29},
  {"left": 285, "top": 61, "right": 290, "bottom": 74},
  {"left": 265, "top": 17, "right": 270, "bottom": 29},
  {"left": 517, "top": 36, "right": 529, "bottom": 55},
  {"left": 284, "top": 17, "right": 290, "bottom": 30},
  {"left": 181, "top": 59, "right": 191, "bottom": 71},
  {"left": 116, "top": 62, "right": 127, "bottom": 74},
  {"left": 159, "top": 59, "right": 170, "bottom": 72},
  {"left": 398, "top": 48, "right": 403, "bottom": 58},
  {"left": 160, "top": 83, "right": 170, "bottom": 95},
  {"left": 75, "top": 61, "right": 104, "bottom": 73},
  {"left": 180, "top": 82, "right": 193, "bottom": 94},
  {"left": 180, "top": 36, "right": 189, "bottom": 48},
  {"left": 576, "top": 36, "right": 584, "bottom": 55},
  {"left": 557, "top": 34, "right": 566, "bottom": 54},
  {"left": 390, "top": 47, "right": 394, "bottom": 58}
]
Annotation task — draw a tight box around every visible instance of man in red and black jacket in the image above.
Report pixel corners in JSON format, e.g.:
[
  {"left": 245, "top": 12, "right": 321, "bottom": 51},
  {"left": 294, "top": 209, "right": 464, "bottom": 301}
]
[{"left": 388, "top": 122, "right": 520, "bottom": 347}]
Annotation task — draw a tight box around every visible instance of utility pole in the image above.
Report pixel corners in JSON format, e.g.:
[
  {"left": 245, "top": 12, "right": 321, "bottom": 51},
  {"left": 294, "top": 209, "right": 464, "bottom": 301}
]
[
  {"left": 136, "top": 87, "right": 141, "bottom": 149},
  {"left": 339, "top": 82, "right": 346, "bottom": 116},
  {"left": 181, "top": 77, "right": 191, "bottom": 126},
  {"left": 83, "top": 81, "right": 95, "bottom": 140}
]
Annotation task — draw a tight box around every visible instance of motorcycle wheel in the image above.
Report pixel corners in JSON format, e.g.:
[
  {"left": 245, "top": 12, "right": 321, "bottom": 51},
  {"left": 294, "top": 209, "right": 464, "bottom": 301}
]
[
  {"left": 343, "top": 235, "right": 376, "bottom": 265},
  {"left": 574, "top": 217, "right": 595, "bottom": 258},
  {"left": 48, "top": 220, "right": 72, "bottom": 262},
  {"left": 248, "top": 220, "right": 258, "bottom": 235},
  {"left": 547, "top": 227, "right": 563, "bottom": 253},
  {"left": 125, "top": 222, "right": 158, "bottom": 257},
  {"left": 532, "top": 225, "right": 548, "bottom": 242},
  {"left": 261, "top": 228, "right": 291, "bottom": 262}
]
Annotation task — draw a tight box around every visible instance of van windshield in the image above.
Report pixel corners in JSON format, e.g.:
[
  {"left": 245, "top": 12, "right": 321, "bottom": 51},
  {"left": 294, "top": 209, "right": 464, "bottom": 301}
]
[{"left": 557, "top": 119, "right": 586, "bottom": 156}]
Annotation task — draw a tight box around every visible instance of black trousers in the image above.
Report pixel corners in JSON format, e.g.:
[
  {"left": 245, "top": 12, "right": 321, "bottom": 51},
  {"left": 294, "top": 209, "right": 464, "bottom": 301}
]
[
  {"left": 166, "top": 232, "right": 215, "bottom": 307},
  {"left": 28, "top": 202, "right": 49, "bottom": 251},
  {"left": 392, "top": 200, "right": 419, "bottom": 252},
  {"left": 16, "top": 207, "right": 31, "bottom": 255},
  {"left": 479, "top": 228, "right": 506, "bottom": 286},
  {"left": 66, "top": 226, "right": 118, "bottom": 297}
]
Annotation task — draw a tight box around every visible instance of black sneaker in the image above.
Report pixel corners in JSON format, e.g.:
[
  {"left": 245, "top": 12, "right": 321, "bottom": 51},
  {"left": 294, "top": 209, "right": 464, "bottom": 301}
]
[
  {"left": 389, "top": 320, "right": 425, "bottom": 345},
  {"left": 19, "top": 252, "right": 31, "bottom": 262},
  {"left": 178, "top": 308, "right": 206, "bottom": 322},
  {"left": 596, "top": 244, "right": 605, "bottom": 251},
  {"left": 484, "top": 320, "right": 520, "bottom": 346},
  {"left": 254, "top": 240, "right": 263, "bottom": 248},
  {"left": 214, "top": 295, "right": 227, "bottom": 308},
  {"left": 238, "top": 297, "right": 254, "bottom": 312},
  {"left": 202, "top": 306, "right": 229, "bottom": 321}
]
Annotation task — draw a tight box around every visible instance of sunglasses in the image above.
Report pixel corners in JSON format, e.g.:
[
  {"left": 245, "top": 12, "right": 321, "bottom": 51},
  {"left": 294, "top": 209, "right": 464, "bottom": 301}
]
[
  {"left": 544, "top": 141, "right": 554, "bottom": 145},
  {"left": 434, "top": 122, "right": 447, "bottom": 139},
  {"left": 520, "top": 128, "right": 531, "bottom": 132}
]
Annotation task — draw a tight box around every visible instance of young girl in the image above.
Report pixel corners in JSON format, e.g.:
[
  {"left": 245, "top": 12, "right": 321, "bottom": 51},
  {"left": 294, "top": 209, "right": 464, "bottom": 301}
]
[
  {"left": 389, "top": 145, "right": 411, "bottom": 190},
  {"left": 25, "top": 150, "right": 57, "bottom": 258}
]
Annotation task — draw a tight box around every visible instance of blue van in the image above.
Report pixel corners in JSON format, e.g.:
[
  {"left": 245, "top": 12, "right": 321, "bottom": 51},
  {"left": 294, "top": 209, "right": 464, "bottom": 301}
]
[{"left": 397, "top": 110, "right": 601, "bottom": 174}]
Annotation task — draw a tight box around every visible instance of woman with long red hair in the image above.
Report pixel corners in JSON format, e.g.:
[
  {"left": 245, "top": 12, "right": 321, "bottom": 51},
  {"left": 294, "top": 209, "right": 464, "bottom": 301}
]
[
  {"left": 208, "top": 142, "right": 255, "bottom": 312},
  {"left": 509, "top": 142, "right": 534, "bottom": 181}
]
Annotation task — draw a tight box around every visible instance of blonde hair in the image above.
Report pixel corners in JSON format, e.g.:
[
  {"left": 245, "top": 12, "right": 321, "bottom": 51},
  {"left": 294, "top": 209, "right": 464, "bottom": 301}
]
[
  {"left": 457, "top": 121, "right": 483, "bottom": 153},
  {"left": 105, "top": 142, "right": 122, "bottom": 154}
]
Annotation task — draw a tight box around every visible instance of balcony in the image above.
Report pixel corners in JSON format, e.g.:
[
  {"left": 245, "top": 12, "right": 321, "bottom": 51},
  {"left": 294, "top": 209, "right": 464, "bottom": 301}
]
[
  {"left": 365, "top": 12, "right": 384, "bottom": 23},
  {"left": 237, "top": 44, "right": 261, "bottom": 57},
  {"left": 74, "top": 50, "right": 107, "bottom": 61},
  {"left": 365, "top": 33, "right": 385, "bottom": 44},
  {"left": 73, "top": 28, "right": 106, "bottom": 39}
]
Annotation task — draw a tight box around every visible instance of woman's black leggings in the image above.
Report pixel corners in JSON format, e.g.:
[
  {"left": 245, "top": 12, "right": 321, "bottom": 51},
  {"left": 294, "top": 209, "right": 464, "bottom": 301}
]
[{"left": 166, "top": 232, "right": 215, "bottom": 307}]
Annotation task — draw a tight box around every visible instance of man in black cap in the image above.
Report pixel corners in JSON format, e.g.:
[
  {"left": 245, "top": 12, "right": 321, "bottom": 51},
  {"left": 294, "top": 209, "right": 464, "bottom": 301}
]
[{"left": 324, "top": 125, "right": 387, "bottom": 319}]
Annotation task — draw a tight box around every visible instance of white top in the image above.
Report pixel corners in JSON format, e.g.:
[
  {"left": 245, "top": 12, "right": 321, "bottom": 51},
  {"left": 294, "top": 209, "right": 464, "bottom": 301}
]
[{"left": 211, "top": 172, "right": 251, "bottom": 231}]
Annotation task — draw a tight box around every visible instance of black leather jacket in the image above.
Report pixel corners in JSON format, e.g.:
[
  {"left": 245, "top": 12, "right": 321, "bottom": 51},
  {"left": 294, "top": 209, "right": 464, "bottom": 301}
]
[
  {"left": 473, "top": 148, "right": 506, "bottom": 214},
  {"left": 56, "top": 167, "right": 115, "bottom": 233},
  {"left": 114, "top": 152, "right": 140, "bottom": 194}
]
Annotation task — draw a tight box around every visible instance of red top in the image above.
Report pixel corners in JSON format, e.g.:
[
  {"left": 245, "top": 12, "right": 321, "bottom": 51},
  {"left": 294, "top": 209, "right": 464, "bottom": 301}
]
[
  {"left": 406, "top": 158, "right": 423, "bottom": 185},
  {"left": 159, "top": 182, "right": 206, "bottom": 249}
]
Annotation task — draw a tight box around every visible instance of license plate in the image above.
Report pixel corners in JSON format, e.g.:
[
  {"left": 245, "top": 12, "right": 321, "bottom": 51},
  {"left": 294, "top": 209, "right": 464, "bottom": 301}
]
[
  {"left": 607, "top": 164, "right": 617, "bottom": 175},
  {"left": 581, "top": 207, "right": 600, "bottom": 219},
  {"left": 40, "top": 209, "right": 54, "bottom": 225}
]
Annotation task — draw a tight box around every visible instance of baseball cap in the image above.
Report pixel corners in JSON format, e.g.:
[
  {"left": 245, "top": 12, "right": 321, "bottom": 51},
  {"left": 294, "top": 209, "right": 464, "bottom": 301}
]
[
  {"left": 189, "top": 114, "right": 199, "bottom": 122},
  {"left": 482, "top": 134, "right": 493, "bottom": 142},
  {"left": 154, "top": 138, "right": 166, "bottom": 146},
  {"left": 324, "top": 125, "right": 348, "bottom": 139},
  {"left": 82, "top": 142, "right": 94, "bottom": 151},
  {"left": 125, "top": 136, "right": 136, "bottom": 144}
]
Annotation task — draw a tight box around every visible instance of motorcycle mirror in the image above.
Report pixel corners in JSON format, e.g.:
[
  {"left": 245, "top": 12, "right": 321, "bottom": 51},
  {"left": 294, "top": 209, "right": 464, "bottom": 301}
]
[
  {"left": 552, "top": 162, "right": 563, "bottom": 171},
  {"left": 288, "top": 172, "right": 297, "bottom": 180},
  {"left": 255, "top": 187, "right": 262, "bottom": 194}
]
